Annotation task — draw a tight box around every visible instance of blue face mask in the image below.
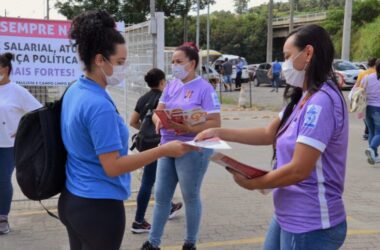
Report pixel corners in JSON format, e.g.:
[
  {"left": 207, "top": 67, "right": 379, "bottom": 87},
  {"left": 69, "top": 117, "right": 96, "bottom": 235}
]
[{"left": 171, "top": 63, "right": 189, "bottom": 80}]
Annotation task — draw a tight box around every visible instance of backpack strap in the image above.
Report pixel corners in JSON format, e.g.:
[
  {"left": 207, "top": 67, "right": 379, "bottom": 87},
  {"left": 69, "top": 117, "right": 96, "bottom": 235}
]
[{"left": 39, "top": 200, "right": 60, "bottom": 220}]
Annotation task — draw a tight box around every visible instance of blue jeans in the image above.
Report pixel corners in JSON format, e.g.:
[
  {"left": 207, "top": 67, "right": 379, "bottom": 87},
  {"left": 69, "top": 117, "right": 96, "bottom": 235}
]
[
  {"left": 365, "top": 105, "right": 380, "bottom": 156},
  {"left": 272, "top": 73, "right": 280, "bottom": 91},
  {"left": 263, "top": 218, "right": 347, "bottom": 250},
  {"left": 135, "top": 161, "right": 157, "bottom": 223},
  {"left": 148, "top": 149, "right": 213, "bottom": 247},
  {"left": 0, "top": 147, "right": 15, "bottom": 215},
  {"left": 223, "top": 75, "right": 232, "bottom": 84}
]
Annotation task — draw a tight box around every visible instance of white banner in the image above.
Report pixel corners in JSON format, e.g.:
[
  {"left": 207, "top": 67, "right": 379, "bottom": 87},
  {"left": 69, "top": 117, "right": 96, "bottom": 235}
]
[{"left": 0, "top": 17, "right": 124, "bottom": 86}]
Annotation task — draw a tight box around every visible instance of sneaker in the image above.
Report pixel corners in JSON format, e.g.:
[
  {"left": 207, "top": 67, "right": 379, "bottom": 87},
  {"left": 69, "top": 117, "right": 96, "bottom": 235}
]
[
  {"left": 365, "top": 148, "right": 376, "bottom": 165},
  {"left": 183, "top": 243, "right": 196, "bottom": 250},
  {"left": 363, "top": 134, "right": 369, "bottom": 140},
  {"left": 131, "top": 220, "right": 151, "bottom": 234},
  {"left": 141, "top": 241, "right": 160, "bottom": 250},
  {"left": 270, "top": 89, "right": 275, "bottom": 92},
  {"left": 168, "top": 202, "right": 183, "bottom": 220},
  {"left": 0, "top": 219, "right": 10, "bottom": 235}
]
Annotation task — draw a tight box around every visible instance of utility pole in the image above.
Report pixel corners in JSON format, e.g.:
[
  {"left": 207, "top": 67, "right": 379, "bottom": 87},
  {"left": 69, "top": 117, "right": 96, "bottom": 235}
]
[
  {"left": 206, "top": 1, "right": 210, "bottom": 81},
  {"left": 289, "top": 0, "right": 294, "bottom": 32},
  {"left": 266, "top": 0, "right": 273, "bottom": 63},
  {"left": 46, "top": 0, "right": 50, "bottom": 19},
  {"left": 196, "top": 0, "right": 200, "bottom": 48},
  {"left": 341, "top": 0, "right": 352, "bottom": 60},
  {"left": 150, "top": 0, "right": 157, "bottom": 67}
]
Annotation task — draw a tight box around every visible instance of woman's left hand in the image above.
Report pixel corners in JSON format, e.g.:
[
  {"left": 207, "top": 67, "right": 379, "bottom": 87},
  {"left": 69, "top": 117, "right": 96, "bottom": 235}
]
[
  {"left": 168, "top": 120, "right": 191, "bottom": 135},
  {"left": 227, "top": 167, "right": 256, "bottom": 190}
]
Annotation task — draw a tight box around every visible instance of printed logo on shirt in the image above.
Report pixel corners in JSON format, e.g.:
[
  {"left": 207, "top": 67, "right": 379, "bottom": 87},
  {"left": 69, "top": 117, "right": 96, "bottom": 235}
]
[
  {"left": 211, "top": 92, "right": 221, "bottom": 108},
  {"left": 184, "top": 90, "right": 194, "bottom": 102},
  {"left": 303, "top": 104, "right": 322, "bottom": 129}
]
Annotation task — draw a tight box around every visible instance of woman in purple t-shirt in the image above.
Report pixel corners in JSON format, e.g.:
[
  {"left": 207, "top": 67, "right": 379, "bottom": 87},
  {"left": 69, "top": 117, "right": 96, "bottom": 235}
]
[
  {"left": 196, "top": 25, "right": 348, "bottom": 250},
  {"left": 141, "top": 42, "right": 221, "bottom": 250}
]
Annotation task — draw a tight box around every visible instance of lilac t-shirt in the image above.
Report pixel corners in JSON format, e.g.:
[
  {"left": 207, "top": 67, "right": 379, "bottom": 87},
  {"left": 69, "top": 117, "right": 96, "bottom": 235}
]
[
  {"left": 159, "top": 76, "right": 220, "bottom": 144},
  {"left": 362, "top": 73, "right": 380, "bottom": 107},
  {"left": 274, "top": 83, "right": 348, "bottom": 233}
]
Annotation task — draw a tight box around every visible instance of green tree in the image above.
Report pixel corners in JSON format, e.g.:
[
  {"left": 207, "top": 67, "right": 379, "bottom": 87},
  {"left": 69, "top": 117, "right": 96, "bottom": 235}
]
[
  {"left": 352, "top": 16, "right": 380, "bottom": 60},
  {"left": 234, "top": 0, "right": 249, "bottom": 14},
  {"left": 55, "top": 0, "right": 214, "bottom": 24}
]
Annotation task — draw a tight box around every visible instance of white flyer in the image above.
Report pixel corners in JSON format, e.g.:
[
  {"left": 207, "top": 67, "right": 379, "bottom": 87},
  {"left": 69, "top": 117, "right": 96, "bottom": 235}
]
[{"left": 185, "top": 137, "right": 231, "bottom": 150}]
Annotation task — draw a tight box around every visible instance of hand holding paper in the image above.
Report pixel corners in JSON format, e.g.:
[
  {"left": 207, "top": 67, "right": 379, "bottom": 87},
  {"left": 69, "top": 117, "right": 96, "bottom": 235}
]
[{"left": 185, "top": 137, "right": 231, "bottom": 150}]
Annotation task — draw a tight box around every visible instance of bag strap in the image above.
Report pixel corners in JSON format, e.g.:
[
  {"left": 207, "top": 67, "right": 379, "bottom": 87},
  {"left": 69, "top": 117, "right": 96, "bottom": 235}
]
[
  {"left": 39, "top": 200, "right": 60, "bottom": 220},
  {"left": 141, "top": 92, "right": 161, "bottom": 119}
]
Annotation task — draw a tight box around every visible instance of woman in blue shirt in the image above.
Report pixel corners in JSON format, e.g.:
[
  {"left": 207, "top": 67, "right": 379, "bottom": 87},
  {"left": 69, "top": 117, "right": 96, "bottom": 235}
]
[{"left": 59, "top": 11, "right": 194, "bottom": 250}]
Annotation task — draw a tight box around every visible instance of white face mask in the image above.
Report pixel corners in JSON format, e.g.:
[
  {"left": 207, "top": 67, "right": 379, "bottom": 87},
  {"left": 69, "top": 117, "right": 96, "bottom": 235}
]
[
  {"left": 282, "top": 50, "right": 307, "bottom": 88},
  {"left": 172, "top": 63, "right": 189, "bottom": 80},
  {"left": 0, "top": 74, "right": 4, "bottom": 82},
  {"left": 101, "top": 58, "right": 128, "bottom": 86}
]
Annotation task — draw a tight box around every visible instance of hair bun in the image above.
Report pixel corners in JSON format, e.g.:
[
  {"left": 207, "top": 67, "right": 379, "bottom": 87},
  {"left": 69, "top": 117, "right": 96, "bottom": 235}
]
[
  {"left": 4, "top": 53, "right": 14, "bottom": 61},
  {"left": 144, "top": 72, "right": 154, "bottom": 83},
  {"left": 70, "top": 10, "right": 116, "bottom": 42},
  {"left": 95, "top": 10, "right": 116, "bottom": 29},
  {"left": 182, "top": 42, "right": 199, "bottom": 53}
]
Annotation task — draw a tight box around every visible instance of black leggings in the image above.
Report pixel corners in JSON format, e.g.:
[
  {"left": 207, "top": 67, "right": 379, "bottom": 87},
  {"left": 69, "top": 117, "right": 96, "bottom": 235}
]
[{"left": 58, "top": 189, "right": 125, "bottom": 250}]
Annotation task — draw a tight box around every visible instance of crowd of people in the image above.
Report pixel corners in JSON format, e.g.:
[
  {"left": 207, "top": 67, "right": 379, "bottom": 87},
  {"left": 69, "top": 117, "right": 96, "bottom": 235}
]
[{"left": 1, "top": 8, "right": 379, "bottom": 250}]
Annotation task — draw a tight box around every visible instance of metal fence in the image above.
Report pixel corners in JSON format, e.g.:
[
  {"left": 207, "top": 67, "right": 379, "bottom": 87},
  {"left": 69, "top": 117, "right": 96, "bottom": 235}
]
[{"left": 12, "top": 14, "right": 165, "bottom": 207}]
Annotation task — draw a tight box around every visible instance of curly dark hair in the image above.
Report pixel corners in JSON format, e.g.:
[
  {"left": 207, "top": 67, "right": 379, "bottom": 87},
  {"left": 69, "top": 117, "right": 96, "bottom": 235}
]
[
  {"left": 144, "top": 68, "right": 165, "bottom": 88},
  {"left": 69, "top": 10, "right": 125, "bottom": 72},
  {"left": 0, "top": 52, "right": 14, "bottom": 76}
]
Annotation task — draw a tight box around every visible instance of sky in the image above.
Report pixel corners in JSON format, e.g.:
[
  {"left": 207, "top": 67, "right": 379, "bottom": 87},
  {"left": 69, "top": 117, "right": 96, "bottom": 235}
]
[{"left": 0, "top": 0, "right": 277, "bottom": 21}]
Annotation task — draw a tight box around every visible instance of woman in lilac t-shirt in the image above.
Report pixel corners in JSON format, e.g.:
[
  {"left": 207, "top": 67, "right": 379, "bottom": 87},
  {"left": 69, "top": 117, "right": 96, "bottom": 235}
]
[
  {"left": 141, "top": 42, "right": 221, "bottom": 250},
  {"left": 196, "top": 25, "right": 348, "bottom": 250}
]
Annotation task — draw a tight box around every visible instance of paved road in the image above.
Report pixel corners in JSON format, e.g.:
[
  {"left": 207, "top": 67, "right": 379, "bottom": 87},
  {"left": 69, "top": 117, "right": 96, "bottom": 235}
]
[{"left": 2, "top": 87, "right": 380, "bottom": 250}]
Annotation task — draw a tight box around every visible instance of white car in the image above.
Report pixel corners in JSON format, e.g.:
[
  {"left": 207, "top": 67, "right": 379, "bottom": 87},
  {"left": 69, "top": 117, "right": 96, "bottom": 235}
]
[
  {"left": 201, "top": 65, "right": 220, "bottom": 89},
  {"left": 212, "top": 55, "right": 249, "bottom": 83},
  {"left": 333, "top": 60, "right": 360, "bottom": 88}
]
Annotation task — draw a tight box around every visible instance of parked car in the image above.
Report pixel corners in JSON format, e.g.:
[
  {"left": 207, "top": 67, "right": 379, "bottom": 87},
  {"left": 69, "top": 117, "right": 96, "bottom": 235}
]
[
  {"left": 333, "top": 60, "right": 360, "bottom": 88},
  {"left": 255, "top": 62, "right": 286, "bottom": 87},
  {"left": 353, "top": 61, "right": 368, "bottom": 70},
  {"left": 247, "top": 64, "right": 259, "bottom": 82},
  {"left": 212, "top": 55, "right": 249, "bottom": 83},
  {"left": 202, "top": 65, "right": 220, "bottom": 89}
]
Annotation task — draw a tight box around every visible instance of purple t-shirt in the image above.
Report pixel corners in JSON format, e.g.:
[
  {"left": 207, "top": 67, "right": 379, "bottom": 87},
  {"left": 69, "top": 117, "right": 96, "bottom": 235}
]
[
  {"left": 274, "top": 83, "right": 348, "bottom": 233},
  {"left": 159, "top": 76, "right": 220, "bottom": 144}
]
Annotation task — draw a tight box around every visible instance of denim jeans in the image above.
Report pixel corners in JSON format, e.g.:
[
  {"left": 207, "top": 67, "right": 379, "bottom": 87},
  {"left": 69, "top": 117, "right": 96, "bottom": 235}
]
[
  {"left": 365, "top": 105, "right": 380, "bottom": 156},
  {"left": 0, "top": 147, "right": 15, "bottom": 215},
  {"left": 135, "top": 161, "right": 157, "bottom": 223},
  {"left": 272, "top": 73, "right": 280, "bottom": 91},
  {"left": 263, "top": 218, "right": 347, "bottom": 250},
  {"left": 223, "top": 75, "right": 232, "bottom": 84},
  {"left": 148, "top": 149, "right": 213, "bottom": 247}
]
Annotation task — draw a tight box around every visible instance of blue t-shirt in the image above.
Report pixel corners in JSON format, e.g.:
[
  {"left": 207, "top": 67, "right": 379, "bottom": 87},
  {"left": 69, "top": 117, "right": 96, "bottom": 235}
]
[
  {"left": 272, "top": 62, "right": 282, "bottom": 74},
  {"left": 61, "top": 76, "right": 130, "bottom": 200}
]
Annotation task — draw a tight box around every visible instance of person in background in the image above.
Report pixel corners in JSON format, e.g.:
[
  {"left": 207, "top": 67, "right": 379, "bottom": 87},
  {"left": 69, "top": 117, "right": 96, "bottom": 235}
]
[
  {"left": 141, "top": 42, "right": 221, "bottom": 250},
  {"left": 235, "top": 57, "right": 244, "bottom": 91},
  {"left": 58, "top": 10, "right": 194, "bottom": 250},
  {"left": 363, "top": 59, "right": 380, "bottom": 165},
  {"left": 355, "top": 57, "right": 377, "bottom": 140},
  {"left": 222, "top": 58, "right": 233, "bottom": 92},
  {"left": 129, "top": 68, "right": 183, "bottom": 234},
  {"left": 0, "top": 52, "right": 42, "bottom": 235},
  {"left": 271, "top": 58, "right": 282, "bottom": 93},
  {"left": 196, "top": 24, "right": 348, "bottom": 250}
]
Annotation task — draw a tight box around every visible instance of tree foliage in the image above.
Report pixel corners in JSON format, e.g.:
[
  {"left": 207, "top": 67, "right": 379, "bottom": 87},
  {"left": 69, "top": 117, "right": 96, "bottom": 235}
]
[
  {"left": 322, "top": 0, "right": 380, "bottom": 59},
  {"left": 55, "top": 0, "right": 214, "bottom": 24},
  {"left": 234, "top": 0, "right": 249, "bottom": 14}
]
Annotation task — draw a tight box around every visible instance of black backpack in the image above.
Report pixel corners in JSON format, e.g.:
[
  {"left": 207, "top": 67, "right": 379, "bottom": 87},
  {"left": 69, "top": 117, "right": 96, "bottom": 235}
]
[
  {"left": 14, "top": 90, "right": 68, "bottom": 203},
  {"left": 131, "top": 94, "right": 161, "bottom": 152}
]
